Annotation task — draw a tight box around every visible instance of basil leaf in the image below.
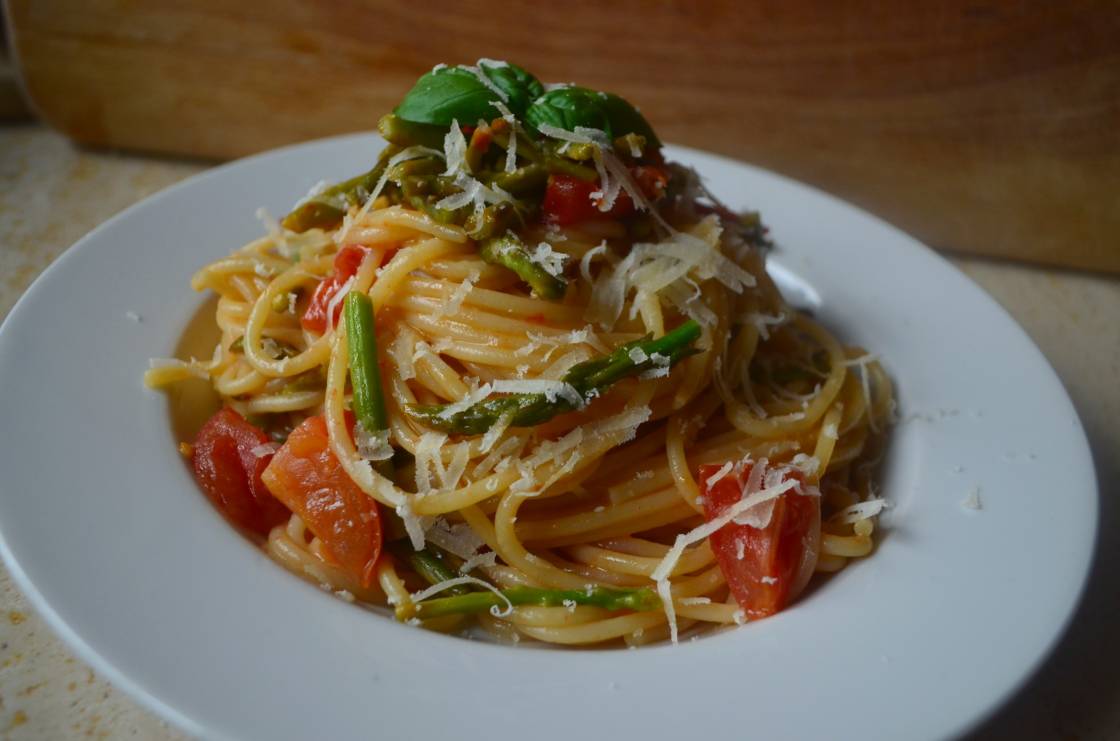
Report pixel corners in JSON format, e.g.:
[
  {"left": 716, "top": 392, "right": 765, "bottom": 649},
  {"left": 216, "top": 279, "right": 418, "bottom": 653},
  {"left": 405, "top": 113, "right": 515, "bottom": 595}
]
[
  {"left": 525, "top": 86, "right": 660, "bottom": 147},
  {"left": 525, "top": 86, "right": 612, "bottom": 135},
  {"left": 478, "top": 61, "right": 544, "bottom": 118},
  {"left": 395, "top": 62, "right": 544, "bottom": 127},
  {"left": 598, "top": 92, "right": 660, "bottom": 147},
  {"left": 395, "top": 67, "right": 496, "bottom": 127}
]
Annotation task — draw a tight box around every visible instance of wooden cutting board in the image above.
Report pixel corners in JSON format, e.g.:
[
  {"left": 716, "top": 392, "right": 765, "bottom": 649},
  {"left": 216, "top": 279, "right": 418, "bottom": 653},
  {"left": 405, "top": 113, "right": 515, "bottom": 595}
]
[{"left": 7, "top": 0, "right": 1119, "bottom": 273}]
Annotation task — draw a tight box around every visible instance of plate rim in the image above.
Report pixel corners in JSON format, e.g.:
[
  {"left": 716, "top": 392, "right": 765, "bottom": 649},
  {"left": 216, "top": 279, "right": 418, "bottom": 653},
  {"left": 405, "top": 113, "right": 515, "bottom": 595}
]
[{"left": 0, "top": 131, "right": 1099, "bottom": 741}]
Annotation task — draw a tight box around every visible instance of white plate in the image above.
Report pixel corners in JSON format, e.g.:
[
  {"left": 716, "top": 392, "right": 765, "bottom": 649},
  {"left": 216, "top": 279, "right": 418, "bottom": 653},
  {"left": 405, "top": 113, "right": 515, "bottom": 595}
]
[{"left": 0, "top": 134, "right": 1097, "bottom": 741}]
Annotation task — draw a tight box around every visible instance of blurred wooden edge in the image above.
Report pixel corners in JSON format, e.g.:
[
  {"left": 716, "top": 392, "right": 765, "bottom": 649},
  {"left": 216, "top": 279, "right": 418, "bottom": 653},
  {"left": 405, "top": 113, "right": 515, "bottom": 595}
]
[
  {"left": 6, "top": 0, "right": 1119, "bottom": 273},
  {"left": 0, "top": 58, "right": 32, "bottom": 119},
  {"left": 0, "top": 5, "right": 32, "bottom": 119}
]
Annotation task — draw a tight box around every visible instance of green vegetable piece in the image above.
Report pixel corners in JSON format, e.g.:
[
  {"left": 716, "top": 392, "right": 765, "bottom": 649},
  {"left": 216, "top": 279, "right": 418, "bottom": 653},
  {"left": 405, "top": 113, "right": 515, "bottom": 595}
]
[
  {"left": 492, "top": 164, "right": 548, "bottom": 195},
  {"left": 479, "top": 233, "right": 567, "bottom": 300},
  {"left": 411, "top": 392, "right": 568, "bottom": 437},
  {"left": 525, "top": 86, "right": 611, "bottom": 135},
  {"left": 598, "top": 91, "right": 660, "bottom": 147},
  {"left": 377, "top": 114, "right": 447, "bottom": 150},
  {"left": 394, "top": 62, "right": 543, "bottom": 127},
  {"left": 573, "top": 320, "right": 702, "bottom": 392},
  {"left": 480, "top": 61, "right": 545, "bottom": 118},
  {"left": 343, "top": 292, "right": 393, "bottom": 476},
  {"left": 281, "top": 146, "right": 398, "bottom": 233},
  {"left": 409, "top": 320, "right": 702, "bottom": 434},
  {"left": 525, "top": 86, "right": 660, "bottom": 147},
  {"left": 396, "top": 585, "right": 660, "bottom": 621},
  {"left": 464, "top": 202, "right": 517, "bottom": 241},
  {"left": 388, "top": 543, "right": 471, "bottom": 596}
]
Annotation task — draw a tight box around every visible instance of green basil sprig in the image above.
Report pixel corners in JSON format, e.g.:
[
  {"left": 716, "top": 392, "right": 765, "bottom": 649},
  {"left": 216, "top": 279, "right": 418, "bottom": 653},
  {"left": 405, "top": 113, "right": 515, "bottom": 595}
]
[
  {"left": 524, "top": 86, "right": 660, "bottom": 147},
  {"left": 394, "top": 61, "right": 543, "bottom": 126}
]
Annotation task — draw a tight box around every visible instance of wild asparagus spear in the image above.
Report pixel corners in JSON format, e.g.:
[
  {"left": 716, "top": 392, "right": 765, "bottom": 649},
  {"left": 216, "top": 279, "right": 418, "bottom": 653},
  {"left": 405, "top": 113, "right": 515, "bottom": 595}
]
[
  {"left": 281, "top": 145, "right": 400, "bottom": 233},
  {"left": 397, "top": 585, "right": 660, "bottom": 621},
  {"left": 409, "top": 320, "right": 702, "bottom": 435},
  {"left": 377, "top": 113, "right": 446, "bottom": 150},
  {"left": 344, "top": 292, "right": 393, "bottom": 477},
  {"left": 479, "top": 233, "right": 567, "bottom": 300},
  {"left": 388, "top": 543, "right": 472, "bottom": 597}
]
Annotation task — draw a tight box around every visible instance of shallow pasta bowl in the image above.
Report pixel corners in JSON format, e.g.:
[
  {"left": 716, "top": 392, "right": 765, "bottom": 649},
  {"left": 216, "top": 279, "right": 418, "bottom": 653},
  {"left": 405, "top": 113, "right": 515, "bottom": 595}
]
[{"left": 0, "top": 133, "right": 1097, "bottom": 740}]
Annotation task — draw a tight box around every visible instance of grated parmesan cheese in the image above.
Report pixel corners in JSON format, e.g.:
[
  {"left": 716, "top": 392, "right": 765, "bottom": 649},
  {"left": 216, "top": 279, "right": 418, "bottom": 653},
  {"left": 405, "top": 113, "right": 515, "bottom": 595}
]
[
  {"left": 391, "top": 332, "right": 416, "bottom": 381},
  {"left": 528, "top": 241, "right": 569, "bottom": 278},
  {"left": 790, "top": 453, "right": 821, "bottom": 477},
  {"left": 843, "top": 354, "right": 881, "bottom": 433},
  {"left": 828, "top": 498, "right": 888, "bottom": 524},
  {"left": 585, "top": 218, "right": 755, "bottom": 331},
  {"left": 742, "top": 311, "right": 787, "bottom": 340},
  {"left": 324, "top": 275, "right": 355, "bottom": 334},
  {"left": 396, "top": 496, "right": 430, "bottom": 551},
  {"left": 354, "top": 422, "right": 394, "bottom": 462},
  {"left": 491, "top": 379, "right": 584, "bottom": 407},
  {"left": 474, "top": 434, "right": 526, "bottom": 478},
  {"left": 628, "top": 347, "right": 649, "bottom": 364},
  {"left": 459, "top": 550, "right": 498, "bottom": 574},
  {"left": 436, "top": 383, "right": 493, "bottom": 421},
  {"left": 679, "top": 597, "right": 711, "bottom": 606},
  {"left": 435, "top": 269, "right": 480, "bottom": 319},
  {"left": 490, "top": 100, "right": 519, "bottom": 173},
  {"left": 656, "top": 580, "right": 679, "bottom": 644},
  {"left": 704, "top": 462, "right": 734, "bottom": 487},
  {"left": 463, "top": 60, "right": 510, "bottom": 103},
  {"left": 250, "top": 442, "right": 279, "bottom": 458},
  {"left": 580, "top": 241, "right": 608, "bottom": 283},
  {"left": 413, "top": 432, "right": 448, "bottom": 495},
  {"left": 442, "top": 442, "right": 471, "bottom": 490},
  {"left": 442, "top": 120, "right": 469, "bottom": 177},
  {"left": 427, "top": 519, "right": 486, "bottom": 560}
]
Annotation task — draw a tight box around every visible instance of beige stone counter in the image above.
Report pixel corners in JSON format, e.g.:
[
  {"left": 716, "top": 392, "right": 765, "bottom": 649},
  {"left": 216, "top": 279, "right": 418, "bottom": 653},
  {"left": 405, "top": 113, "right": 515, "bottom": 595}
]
[{"left": 1, "top": 125, "right": 1117, "bottom": 740}]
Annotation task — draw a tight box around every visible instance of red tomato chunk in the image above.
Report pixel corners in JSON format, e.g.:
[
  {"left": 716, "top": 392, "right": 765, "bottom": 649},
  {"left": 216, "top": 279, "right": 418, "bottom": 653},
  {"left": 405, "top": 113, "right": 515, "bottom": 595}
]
[
  {"left": 301, "top": 245, "right": 375, "bottom": 334},
  {"left": 699, "top": 461, "right": 821, "bottom": 620},
  {"left": 191, "top": 407, "right": 289, "bottom": 536},
  {"left": 262, "top": 415, "right": 382, "bottom": 588}
]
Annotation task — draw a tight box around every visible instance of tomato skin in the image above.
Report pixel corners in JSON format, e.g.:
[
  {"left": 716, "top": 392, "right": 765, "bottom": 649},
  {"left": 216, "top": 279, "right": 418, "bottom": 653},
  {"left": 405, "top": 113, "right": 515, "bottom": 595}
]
[
  {"left": 699, "top": 462, "right": 821, "bottom": 620},
  {"left": 261, "top": 415, "right": 382, "bottom": 588},
  {"left": 541, "top": 165, "right": 671, "bottom": 226},
  {"left": 630, "top": 165, "right": 670, "bottom": 201},
  {"left": 542, "top": 175, "right": 632, "bottom": 225},
  {"left": 191, "top": 408, "right": 289, "bottom": 536},
  {"left": 300, "top": 245, "right": 373, "bottom": 334}
]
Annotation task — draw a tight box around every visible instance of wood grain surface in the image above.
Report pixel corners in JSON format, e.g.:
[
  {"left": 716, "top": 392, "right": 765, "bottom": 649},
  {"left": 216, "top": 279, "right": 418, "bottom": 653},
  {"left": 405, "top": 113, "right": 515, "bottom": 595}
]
[{"left": 6, "top": 0, "right": 1119, "bottom": 272}]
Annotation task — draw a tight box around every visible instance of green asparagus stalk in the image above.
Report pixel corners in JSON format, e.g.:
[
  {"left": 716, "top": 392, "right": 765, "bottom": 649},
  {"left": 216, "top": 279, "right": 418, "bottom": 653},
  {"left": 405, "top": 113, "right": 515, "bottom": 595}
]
[
  {"left": 463, "top": 202, "right": 516, "bottom": 240},
  {"left": 343, "top": 292, "right": 393, "bottom": 477},
  {"left": 491, "top": 164, "right": 548, "bottom": 195},
  {"left": 412, "top": 392, "right": 567, "bottom": 436},
  {"left": 281, "top": 145, "right": 400, "bottom": 233},
  {"left": 409, "top": 320, "right": 702, "bottom": 435},
  {"left": 388, "top": 543, "right": 472, "bottom": 597},
  {"left": 377, "top": 114, "right": 446, "bottom": 150},
  {"left": 479, "top": 233, "right": 567, "bottom": 300},
  {"left": 397, "top": 585, "right": 660, "bottom": 621}
]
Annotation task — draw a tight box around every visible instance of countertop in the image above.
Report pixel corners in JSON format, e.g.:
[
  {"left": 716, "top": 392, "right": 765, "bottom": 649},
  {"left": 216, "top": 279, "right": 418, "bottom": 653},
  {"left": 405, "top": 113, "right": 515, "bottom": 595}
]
[{"left": 0, "top": 124, "right": 1117, "bottom": 740}]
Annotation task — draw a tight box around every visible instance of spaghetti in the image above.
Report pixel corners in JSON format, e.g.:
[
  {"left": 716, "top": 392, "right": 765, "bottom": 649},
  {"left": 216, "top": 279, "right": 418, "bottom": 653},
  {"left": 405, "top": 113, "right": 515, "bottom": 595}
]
[{"left": 147, "top": 60, "right": 893, "bottom": 646}]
